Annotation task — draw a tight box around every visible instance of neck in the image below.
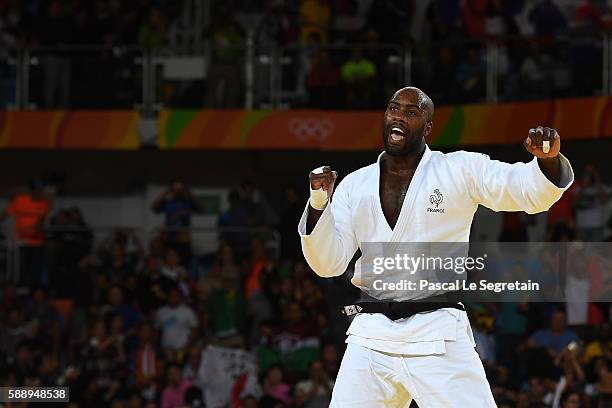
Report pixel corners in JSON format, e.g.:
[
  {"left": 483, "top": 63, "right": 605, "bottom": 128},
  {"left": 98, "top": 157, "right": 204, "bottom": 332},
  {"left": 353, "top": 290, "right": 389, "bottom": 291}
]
[{"left": 383, "top": 143, "right": 426, "bottom": 174}]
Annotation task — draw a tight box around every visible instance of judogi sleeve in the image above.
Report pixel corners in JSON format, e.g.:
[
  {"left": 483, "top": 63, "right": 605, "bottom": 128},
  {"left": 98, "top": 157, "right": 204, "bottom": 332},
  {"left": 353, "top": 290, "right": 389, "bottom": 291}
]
[
  {"left": 466, "top": 152, "right": 574, "bottom": 213},
  {"left": 297, "top": 177, "right": 359, "bottom": 278}
]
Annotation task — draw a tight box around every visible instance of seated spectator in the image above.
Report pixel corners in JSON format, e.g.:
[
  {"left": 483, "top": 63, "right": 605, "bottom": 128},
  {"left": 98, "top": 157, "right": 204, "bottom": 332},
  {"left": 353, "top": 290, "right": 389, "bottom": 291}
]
[
  {"left": 294, "top": 359, "right": 334, "bottom": 408},
  {"left": 261, "top": 364, "right": 292, "bottom": 407},
  {"left": 137, "top": 255, "right": 175, "bottom": 316},
  {"left": 528, "top": 310, "right": 579, "bottom": 355},
  {"left": 155, "top": 287, "right": 198, "bottom": 353},
  {"left": 80, "top": 320, "right": 125, "bottom": 404},
  {"left": 160, "top": 247, "right": 190, "bottom": 297},
  {"left": 103, "top": 285, "right": 141, "bottom": 336},
  {"left": 132, "top": 322, "right": 163, "bottom": 402},
  {"left": 161, "top": 363, "right": 193, "bottom": 408}
]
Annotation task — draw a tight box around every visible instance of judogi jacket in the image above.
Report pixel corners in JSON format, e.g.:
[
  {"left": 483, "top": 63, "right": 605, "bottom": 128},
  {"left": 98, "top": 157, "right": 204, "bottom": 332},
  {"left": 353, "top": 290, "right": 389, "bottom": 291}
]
[{"left": 298, "top": 146, "right": 574, "bottom": 354}]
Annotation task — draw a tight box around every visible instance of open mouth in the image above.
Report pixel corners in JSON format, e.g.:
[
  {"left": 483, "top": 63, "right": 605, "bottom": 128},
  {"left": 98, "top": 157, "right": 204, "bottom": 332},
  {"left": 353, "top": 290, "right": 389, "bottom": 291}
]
[{"left": 388, "top": 126, "right": 406, "bottom": 144}]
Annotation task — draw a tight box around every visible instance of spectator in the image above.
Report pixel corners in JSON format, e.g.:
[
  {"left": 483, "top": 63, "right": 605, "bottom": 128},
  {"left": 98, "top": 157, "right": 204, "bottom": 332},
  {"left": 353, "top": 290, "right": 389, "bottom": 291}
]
[
  {"left": 525, "top": 310, "right": 580, "bottom": 379},
  {"left": 528, "top": 0, "right": 568, "bottom": 36},
  {"left": 294, "top": 359, "right": 333, "bottom": 408},
  {"left": 155, "top": 287, "right": 198, "bottom": 352},
  {"left": 0, "top": 181, "right": 51, "bottom": 286},
  {"left": 299, "top": 0, "right": 331, "bottom": 43},
  {"left": 428, "top": 46, "right": 458, "bottom": 105},
  {"left": 132, "top": 322, "right": 163, "bottom": 402},
  {"left": 261, "top": 364, "right": 292, "bottom": 407},
  {"left": 152, "top": 182, "right": 203, "bottom": 263},
  {"left": 305, "top": 50, "right": 341, "bottom": 108},
  {"left": 455, "top": 47, "right": 486, "bottom": 103},
  {"left": 27, "top": 287, "right": 61, "bottom": 355},
  {"left": 573, "top": 164, "right": 610, "bottom": 241},
  {"left": 80, "top": 320, "right": 125, "bottom": 404},
  {"left": 205, "top": 6, "right": 244, "bottom": 108},
  {"left": 137, "top": 255, "right": 175, "bottom": 315},
  {"left": 161, "top": 363, "right": 193, "bottom": 408},
  {"left": 520, "top": 41, "right": 555, "bottom": 100},
  {"left": 340, "top": 47, "right": 376, "bottom": 109},
  {"left": 160, "top": 247, "right": 190, "bottom": 297},
  {"left": 103, "top": 285, "right": 141, "bottom": 336},
  {"left": 138, "top": 7, "right": 166, "bottom": 49},
  {"left": 36, "top": 0, "right": 73, "bottom": 107}
]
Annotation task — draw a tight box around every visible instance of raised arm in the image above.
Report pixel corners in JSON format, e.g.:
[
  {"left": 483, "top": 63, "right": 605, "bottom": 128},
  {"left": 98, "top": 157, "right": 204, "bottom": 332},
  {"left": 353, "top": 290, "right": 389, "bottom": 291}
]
[
  {"left": 468, "top": 126, "right": 574, "bottom": 213},
  {"left": 298, "top": 167, "right": 358, "bottom": 278}
]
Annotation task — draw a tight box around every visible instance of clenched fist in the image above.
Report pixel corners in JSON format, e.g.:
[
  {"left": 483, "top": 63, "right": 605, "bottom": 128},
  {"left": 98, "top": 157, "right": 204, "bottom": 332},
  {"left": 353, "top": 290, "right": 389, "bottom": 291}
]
[
  {"left": 309, "top": 166, "right": 338, "bottom": 210},
  {"left": 524, "top": 126, "right": 561, "bottom": 159}
]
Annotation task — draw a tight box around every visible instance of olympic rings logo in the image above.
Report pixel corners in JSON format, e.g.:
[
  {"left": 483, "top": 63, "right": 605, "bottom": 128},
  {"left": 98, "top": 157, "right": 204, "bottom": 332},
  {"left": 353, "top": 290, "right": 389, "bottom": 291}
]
[{"left": 288, "top": 117, "right": 335, "bottom": 142}]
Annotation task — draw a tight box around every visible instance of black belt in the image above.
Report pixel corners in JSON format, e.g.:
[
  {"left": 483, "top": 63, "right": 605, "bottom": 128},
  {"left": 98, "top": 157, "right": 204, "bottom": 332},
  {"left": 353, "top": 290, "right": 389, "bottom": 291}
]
[{"left": 341, "top": 301, "right": 464, "bottom": 321}]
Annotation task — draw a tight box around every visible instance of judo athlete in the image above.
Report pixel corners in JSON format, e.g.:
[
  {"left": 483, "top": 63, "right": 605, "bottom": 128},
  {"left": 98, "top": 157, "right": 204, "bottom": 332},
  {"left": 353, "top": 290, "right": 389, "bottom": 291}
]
[{"left": 298, "top": 87, "right": 574, "bottom": 407}]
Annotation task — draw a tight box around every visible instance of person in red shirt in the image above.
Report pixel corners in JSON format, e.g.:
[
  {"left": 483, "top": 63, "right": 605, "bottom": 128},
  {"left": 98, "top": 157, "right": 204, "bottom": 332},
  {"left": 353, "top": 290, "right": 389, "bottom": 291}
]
[{"left": 0, "top": 181, "right": 51, "bottom": 286}]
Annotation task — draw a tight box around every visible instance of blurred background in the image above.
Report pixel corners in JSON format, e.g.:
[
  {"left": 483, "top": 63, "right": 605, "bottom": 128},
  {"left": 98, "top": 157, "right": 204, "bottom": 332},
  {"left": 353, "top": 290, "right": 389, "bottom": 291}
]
[{"left": 0, "top": 0, "right": 612, "bottom": 407}]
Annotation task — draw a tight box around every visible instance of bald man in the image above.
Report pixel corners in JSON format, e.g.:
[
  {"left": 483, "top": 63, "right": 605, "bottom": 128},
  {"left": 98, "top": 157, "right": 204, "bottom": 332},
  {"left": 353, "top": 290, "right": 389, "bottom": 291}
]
[{"left": 298, "top": 87, "right": 574, "bottom": 407}]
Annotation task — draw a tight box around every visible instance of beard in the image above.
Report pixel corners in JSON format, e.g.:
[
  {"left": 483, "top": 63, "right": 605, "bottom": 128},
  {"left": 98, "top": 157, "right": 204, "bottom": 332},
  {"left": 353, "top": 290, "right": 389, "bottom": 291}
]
[{"left": 382, "top": 122, "right": 426, "bottom": 156}]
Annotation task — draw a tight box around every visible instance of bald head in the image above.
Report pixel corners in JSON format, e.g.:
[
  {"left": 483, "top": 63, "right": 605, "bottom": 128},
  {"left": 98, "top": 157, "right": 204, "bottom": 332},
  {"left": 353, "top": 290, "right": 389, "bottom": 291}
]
[{"left": 390, "top": 87, "right": 434, "bottom": 122}]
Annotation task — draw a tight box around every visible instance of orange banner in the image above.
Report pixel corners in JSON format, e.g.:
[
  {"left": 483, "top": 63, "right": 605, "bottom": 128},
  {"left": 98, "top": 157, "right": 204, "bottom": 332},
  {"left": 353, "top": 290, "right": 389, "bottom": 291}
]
[
  {"left": 0, "top": 111, "right": 140, "bottom": 149},
  {"left": 159, "top": 97, "right": 612, "bottom": 150}
]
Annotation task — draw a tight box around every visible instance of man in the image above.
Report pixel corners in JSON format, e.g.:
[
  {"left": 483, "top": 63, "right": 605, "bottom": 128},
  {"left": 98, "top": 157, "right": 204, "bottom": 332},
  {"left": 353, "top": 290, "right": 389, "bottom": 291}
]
[
  {"left": 0, "top": 181, "right": 51, "bottom": 286},
  {"left": 152, "top": 182, "right": 202, "bottom": 263},
  {"left": 298, "top": 87, "right": 574, "bottom": 407}
]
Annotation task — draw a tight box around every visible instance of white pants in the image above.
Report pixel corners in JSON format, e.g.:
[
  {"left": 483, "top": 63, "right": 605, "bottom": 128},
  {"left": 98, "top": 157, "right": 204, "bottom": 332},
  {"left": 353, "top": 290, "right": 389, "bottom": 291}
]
[{"left": 330, "top": 314, "right": 497, "bottom": 407}]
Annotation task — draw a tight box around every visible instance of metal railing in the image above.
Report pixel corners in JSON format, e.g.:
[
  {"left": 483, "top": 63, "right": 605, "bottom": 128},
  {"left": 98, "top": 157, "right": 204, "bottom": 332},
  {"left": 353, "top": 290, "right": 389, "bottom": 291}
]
[{"left": 1, "top": 33, "right": 611, "bottom": 111}]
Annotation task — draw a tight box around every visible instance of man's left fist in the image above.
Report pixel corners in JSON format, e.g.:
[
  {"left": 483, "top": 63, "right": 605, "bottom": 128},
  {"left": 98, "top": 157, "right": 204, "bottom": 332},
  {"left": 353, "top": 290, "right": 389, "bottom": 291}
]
[{"left": 524, "top": 126, "right": 560, "bottom": 159}]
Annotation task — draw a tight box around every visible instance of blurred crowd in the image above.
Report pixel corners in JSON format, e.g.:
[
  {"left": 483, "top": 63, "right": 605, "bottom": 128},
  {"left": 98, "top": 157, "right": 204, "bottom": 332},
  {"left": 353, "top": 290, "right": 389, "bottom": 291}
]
[
  {"left": 2, "top": 0, "right": 612, "bottom": 108},
  {"left": 0, "top": 163, "right": 610, "bottom": 408}
]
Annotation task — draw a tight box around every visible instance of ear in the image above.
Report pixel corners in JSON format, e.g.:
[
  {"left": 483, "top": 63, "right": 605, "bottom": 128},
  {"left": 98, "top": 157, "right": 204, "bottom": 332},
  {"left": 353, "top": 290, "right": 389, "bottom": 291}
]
[{"left": 424, "top": 121, "right": 433, "bottom": 138}]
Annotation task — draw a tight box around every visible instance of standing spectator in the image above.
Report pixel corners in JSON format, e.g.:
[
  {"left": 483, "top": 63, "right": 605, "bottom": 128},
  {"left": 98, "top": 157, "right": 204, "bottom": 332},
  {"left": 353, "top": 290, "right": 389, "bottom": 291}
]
[
  {"left": 279, "top": 185, "right": 303, "bottom": 261},
  {"left": 161, "top": 363, "right": 193, "bottom": 408},
  {"left": 528, "top": 0, "right": 568, "bottom": 36},
  {"left": 520, "top": 41, "right": 555, "bottom": 100},
  {"left": 205, "top": 5, "right": 244, "bottom": 108},
  {"left": 574, "top": 164, "right": 610, "bottom": 241},
  {"left": 138, "top": 7, "right": 166, "bottom": 50},
  {"left": 152, "top": 182, "right": 202, "bottom": 264},
  {"left": 340, "top": 48, "right": 376, "bottom": 109},
  {"left": 299, "top": 0, "right": 331, "bottom": 43},
  {"left": 0, "top": 181, "right": 51, "bottom": 286},
  {"left": 305, "top": 50, "right": 341, "bottom": 108},
  {"left": 36, "top": 0, "right": 73, "bottom": 107},
  {"left": 429, "top": 46, "right": 458, "bottom": 105},
  {"left": 155, "top": 287, "right": 198, "bottom": 353},
  {"left": 456, "top": 47, "right": 486, "bottom": 103}
]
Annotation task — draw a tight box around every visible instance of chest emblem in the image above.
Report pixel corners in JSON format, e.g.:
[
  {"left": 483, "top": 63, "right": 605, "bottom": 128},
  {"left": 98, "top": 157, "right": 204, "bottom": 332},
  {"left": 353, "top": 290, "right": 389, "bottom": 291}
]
[{"left": 427, "top": 189, "right": 445, "bottom": 213}]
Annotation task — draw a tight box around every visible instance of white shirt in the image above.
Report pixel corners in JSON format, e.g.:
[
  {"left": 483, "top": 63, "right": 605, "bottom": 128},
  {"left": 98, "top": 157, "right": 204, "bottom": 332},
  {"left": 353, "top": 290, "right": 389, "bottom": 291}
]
[{"left": 155, "top": 304, "right": 198, "bottom": 350}]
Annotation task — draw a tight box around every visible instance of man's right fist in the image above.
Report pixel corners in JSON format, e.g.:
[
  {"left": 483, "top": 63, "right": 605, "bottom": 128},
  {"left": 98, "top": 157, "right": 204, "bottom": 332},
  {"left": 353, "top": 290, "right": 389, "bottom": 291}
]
[{"left": 309, "top": 166, "right": 338, "bottom": 210}]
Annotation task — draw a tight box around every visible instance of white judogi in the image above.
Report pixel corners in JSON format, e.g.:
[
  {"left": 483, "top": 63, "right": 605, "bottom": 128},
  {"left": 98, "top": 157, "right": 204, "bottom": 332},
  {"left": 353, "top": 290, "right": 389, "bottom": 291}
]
[{"left": 298, "top": 146, "right": 574, "bottom": 407}]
